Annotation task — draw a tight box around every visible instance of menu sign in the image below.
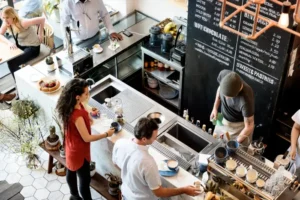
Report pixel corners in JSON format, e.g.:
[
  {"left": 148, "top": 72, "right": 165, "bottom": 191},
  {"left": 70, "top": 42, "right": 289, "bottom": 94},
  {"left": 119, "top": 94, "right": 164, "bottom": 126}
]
[{"left": 184, "top": 0, "right": 293, "bottom": 127}]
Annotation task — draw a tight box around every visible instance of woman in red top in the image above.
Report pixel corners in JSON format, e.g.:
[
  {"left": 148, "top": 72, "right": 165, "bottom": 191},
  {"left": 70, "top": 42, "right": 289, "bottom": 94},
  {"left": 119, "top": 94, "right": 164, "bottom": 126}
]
[{"left": 56, "top": 78, "right": 115, "bottom": 200}]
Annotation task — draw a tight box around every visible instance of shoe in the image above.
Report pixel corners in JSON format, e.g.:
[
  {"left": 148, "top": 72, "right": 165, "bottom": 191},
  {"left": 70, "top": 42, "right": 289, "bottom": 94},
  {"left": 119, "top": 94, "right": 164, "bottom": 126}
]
[{"left": 0, "top": 93, "right": 16, "bottom": 102}]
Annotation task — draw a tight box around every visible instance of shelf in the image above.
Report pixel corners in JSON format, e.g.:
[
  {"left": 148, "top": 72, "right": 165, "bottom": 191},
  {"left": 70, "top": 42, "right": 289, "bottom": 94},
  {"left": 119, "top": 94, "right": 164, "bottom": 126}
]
[
  {"left": 144, "top": 86, "right": 179, "bottom": 108},
  {"left": 118, "top": 53, "right": 142, "bottom": 80},
  {"left": 142, "top": 46, "right": 183, "bottom": 72},
  {"left": 145, "top": 68, "right": 180, "bottom": 91}
]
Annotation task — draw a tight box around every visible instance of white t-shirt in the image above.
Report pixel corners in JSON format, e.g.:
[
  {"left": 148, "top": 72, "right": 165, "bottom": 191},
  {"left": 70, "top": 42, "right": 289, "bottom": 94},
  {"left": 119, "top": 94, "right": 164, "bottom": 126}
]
[
  {"left": 112, "top": 139, "right": 161, "bottom": 200},
  {"left": 292, "top": 110, "right": 300, "bottom": 153}
]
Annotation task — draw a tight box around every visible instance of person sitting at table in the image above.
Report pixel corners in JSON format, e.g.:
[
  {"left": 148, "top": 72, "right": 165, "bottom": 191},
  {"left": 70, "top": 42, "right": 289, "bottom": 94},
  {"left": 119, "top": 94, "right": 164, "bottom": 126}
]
[
  {"left": 60, "top": 0, "right": 123, "bottom": 47},
  {"left": 0, "top": 6, "right": 45, "bottom": 79}
]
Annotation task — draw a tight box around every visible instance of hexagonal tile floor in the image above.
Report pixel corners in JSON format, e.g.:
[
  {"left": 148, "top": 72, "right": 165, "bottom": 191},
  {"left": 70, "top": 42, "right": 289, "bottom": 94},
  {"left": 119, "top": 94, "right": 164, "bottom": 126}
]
[{"left": 0, "top": 145, "right": 107, "bottom": 200}]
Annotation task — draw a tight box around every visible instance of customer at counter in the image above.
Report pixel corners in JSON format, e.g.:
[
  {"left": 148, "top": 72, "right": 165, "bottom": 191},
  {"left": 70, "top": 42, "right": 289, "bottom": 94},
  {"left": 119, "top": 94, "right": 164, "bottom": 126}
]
[
  {"left": 112, "top": 117, "right": 200, "bottom": 200},
  {"left": 210, "top": 69, "right": 255, "bottom": 146},
  {"left": 0, "top": 6, "right": 44, "bottom": 79},
  {"left": 60, "top": 0, "right": 122, "bottom": 46},
  {"left": 56, "top": 78, "right": 115, "bottom": 200},
  {"left": 289, "top": 110, "right": 300, "bottom": 177}
]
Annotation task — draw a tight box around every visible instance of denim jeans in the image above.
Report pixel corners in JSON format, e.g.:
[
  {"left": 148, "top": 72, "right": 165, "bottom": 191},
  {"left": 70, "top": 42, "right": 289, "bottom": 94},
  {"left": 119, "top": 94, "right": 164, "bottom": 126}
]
[{"left": 66, "top": 159, "right": 92, "bottom": 200}]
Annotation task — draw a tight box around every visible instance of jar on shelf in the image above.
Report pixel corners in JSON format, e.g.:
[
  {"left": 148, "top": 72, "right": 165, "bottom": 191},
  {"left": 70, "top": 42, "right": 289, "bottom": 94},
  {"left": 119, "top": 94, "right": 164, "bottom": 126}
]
[
  {"left": 150, "top": 61, "right": 155, "bottom": 68},
  {"left": 144, "top": 61, "right": 149, "bottom": 68},
  {"left": 164, "top": 63, "right": 170, "bottom": 71},
  {"left": 154, "top": 60, "right": 158, "bottom": 67},
  {"left": 158, "top": 62, "right": 164, "bottom": 71}
]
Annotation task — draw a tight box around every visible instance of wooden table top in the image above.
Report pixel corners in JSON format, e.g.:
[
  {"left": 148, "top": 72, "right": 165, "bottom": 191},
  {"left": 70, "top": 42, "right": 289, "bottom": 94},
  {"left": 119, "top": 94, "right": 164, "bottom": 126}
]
[{"left": 0, "top": 40, "right": 23, "bottom": 64}]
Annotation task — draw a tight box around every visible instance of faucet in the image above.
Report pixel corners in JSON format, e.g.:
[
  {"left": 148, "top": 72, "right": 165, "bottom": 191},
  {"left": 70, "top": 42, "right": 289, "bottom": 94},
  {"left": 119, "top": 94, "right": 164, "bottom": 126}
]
[
  {"left": 86, "top": 78, "right": 95, "bottom": 89},
  {"left": 65, "top": 27, "right": 73, "bottom": 57}
]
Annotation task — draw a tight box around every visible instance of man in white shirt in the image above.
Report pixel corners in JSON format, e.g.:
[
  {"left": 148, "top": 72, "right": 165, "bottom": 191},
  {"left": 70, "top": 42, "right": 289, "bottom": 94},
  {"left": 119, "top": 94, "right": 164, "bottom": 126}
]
[
  {"left": 60, "top": 0, "right": 122, "bottom": 45},
  {"left": 112, "top": 118, "right": 200, "bottom": 200},
  {"left": 289, "top": 110, "right": 300, "bottom": 175}
]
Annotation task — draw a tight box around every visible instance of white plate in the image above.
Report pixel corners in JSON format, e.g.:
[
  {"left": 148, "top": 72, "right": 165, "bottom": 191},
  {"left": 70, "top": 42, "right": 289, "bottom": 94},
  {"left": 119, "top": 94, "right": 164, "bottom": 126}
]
[
  {"left": 38, "top": 77, "right": 61, "bottom": 94},
  {"left": 93, "top": 47, "right": 103, "bottom": 54}
]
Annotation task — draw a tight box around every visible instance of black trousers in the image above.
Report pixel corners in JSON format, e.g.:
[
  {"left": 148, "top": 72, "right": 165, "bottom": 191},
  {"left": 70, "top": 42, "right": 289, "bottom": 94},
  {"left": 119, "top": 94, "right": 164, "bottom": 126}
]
[
  {"left": 7, "top": 44, "right": 40, "bottom": 79},
  {"left": 66, "top": 159, "right": 92, "bottom": 200}
]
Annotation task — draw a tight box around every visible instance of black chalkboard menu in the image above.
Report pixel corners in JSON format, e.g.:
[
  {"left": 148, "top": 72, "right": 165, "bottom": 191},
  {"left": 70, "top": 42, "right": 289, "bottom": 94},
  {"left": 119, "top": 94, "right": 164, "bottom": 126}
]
[{"left": 184, "top": 0, "right": 294, "bottom": 130}]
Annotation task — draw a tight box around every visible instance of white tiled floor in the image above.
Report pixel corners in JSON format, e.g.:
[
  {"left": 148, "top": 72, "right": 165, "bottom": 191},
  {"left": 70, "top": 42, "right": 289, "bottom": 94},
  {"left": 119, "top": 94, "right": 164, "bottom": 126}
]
[{"left": 0, "top": 144, "right": 107, "bottom": 200}]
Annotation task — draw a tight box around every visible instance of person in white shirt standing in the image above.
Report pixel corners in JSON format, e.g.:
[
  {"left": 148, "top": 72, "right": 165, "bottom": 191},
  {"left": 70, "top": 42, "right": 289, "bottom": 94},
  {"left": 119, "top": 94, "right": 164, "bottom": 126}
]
[
  {"left": 60, "top": 0, "right": 122, "bottom": 45},
  {"left": 112, "top": 117, "right": 200, "bottom": 200},
  {"left": 289, "top": 110, "right": 300, "bottom": 177}
]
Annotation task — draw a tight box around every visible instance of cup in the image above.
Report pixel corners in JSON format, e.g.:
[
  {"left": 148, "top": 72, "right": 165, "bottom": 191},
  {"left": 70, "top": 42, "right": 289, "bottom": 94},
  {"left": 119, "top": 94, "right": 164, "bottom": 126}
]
[
  {"left": 236, "top": 165, "right": 247, "bottom": 178},
  {"left": 214, "top": 147, "right": 228, "bottom": 164},
  {"left": 167, "top": 159, "right": 179, "bottom": 170},
  {"left": 278, "top": 180, "right": 285, "bottom": 191},
  {"left": 264, "top": 179, "right": 272, "bottom": 192},
  {"left": 226, "top": 158, "right": 237, "bottom": 171},
  {"left": 226, "top": 140, "right": 239, "bottom": 154},
  {"left": 246, "top": 166, "right": 258, "bottom": 183},
  {"left": 91, "top": 107, "right": 99, "bottom": 117},
  {"left": 256, "top": 179, "right": 265, "bottom": 188},
  {"left": 110, "top": 122, "right": 121, "bottom": 133}
]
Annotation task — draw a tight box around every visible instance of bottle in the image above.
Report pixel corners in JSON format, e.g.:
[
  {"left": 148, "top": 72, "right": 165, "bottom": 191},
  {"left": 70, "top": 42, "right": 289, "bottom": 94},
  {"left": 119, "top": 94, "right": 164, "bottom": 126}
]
[
  {"left": 183, "top": 109, "right": 187, "bottom": 118},
  {"left": 208, "top": 128, "right": 212, "bottom": 135},
  {"left": 196, "top": 120, "right": 201, "bottom": 127},
  {"left": 202, "top": 124, "right": 206, "bottom": 132}
]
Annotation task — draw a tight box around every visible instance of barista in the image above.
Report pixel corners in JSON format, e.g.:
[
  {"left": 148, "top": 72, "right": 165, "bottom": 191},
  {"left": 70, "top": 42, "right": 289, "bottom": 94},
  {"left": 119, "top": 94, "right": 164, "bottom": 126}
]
[
  {"left": 210, "top": 70, "right": 255, "bottom": 146},
  {"left": 289, "top": 109, "right": 300, "bottom": 176}
]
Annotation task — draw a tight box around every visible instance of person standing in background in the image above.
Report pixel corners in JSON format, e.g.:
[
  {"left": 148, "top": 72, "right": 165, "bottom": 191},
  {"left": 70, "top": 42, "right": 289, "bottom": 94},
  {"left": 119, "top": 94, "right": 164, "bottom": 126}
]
[
  {"left": 60, "top": 0, "right": 122, "bottom": 46},
  {"left": 210, "top": 69, "right": 255, "bottom": 146}
]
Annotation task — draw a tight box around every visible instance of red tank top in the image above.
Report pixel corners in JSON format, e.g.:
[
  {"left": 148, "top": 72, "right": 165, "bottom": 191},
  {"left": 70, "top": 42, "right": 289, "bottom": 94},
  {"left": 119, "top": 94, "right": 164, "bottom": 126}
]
[{"left": 65, "top": 103, "right": 91, "bottom": 171}]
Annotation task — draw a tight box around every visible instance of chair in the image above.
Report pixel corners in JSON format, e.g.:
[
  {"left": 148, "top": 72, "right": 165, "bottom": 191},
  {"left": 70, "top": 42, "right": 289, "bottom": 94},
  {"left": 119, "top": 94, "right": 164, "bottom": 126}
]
[{"left": 25, "top": 22, "right": 54, "bottom": 66}]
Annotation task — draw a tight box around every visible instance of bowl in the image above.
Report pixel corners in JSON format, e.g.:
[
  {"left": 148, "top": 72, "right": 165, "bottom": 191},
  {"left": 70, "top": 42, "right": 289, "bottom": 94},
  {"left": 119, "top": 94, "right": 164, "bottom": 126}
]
[
  {"left": 236, "top": 165, "right": 247, "bottom": 178},
  {"left": 256, "top": 179, "right": 265, "bottom": 188},
  {"left": 214, "top": 147, "right": 228, "bottom": 164},
  {"left": 167, "top": 159, "right": 179, "bottom": 170},
  {"left": 226, "top": 159, "right": 237, "bottom": 171},
  {"left": 226, "top": 140, "right": 239, "bottom": 154},
  {"left": 147, "top": 112, "right": 165, "bottom": 124},
  {"left": 147, "top": 78, "right": 158, "bottom": 89},
  {"left": 93, "top": 44, "right": 101, "bottom": 49},
  {"left": 246, "top": 168, "right": 258, "bottom": 183},
  {"left": 110, "top": 122, "right": 122, "bottom": 133}
]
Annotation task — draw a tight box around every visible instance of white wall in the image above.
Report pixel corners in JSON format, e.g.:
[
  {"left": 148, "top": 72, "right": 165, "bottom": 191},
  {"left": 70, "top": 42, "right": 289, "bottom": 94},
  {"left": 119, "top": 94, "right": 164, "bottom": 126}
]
[
  {"left": 104, "top": 0, "right": 188, "bottom": 21},
  {"left": 132, "top": 0, "right": 188, "bottom": 21}
]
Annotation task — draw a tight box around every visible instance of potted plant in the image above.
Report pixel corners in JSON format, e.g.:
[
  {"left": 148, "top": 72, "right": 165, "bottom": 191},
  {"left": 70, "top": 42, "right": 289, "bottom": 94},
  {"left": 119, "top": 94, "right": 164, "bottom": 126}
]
[
  {"left": 45, "top": 56, "right": 55, "bottom": 72},
  {"left": 0, "top": 99, "right": 47, "bottom": 169},
  {"left": 46, "top": 125, "right": 59, "bottom": 146},
  {"left": 105, "top": 173, "right": 122, "bottom": 196},
  {"left": 43, "top": 0, "right": 60, "bottom": 23},
  {"left": 90, "top": 161, "right": 96, "bottom": 177}
]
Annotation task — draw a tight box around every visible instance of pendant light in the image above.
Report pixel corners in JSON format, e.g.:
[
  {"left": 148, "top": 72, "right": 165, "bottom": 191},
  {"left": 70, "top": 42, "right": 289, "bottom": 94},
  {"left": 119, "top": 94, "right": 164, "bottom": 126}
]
[{"left": 278, "top": 1, "right": 291, "bottom": 28}]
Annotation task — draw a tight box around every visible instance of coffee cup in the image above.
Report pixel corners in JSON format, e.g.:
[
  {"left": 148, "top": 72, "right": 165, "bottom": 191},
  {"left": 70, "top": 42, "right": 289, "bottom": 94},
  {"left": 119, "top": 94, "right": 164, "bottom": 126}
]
[
  {"left": 214, "top": 147, "right": 228, "bottom": 164},
  {"left": 226, "top": 158, "right": 237, "bottom": 171},
  {"left": 236, "top": 165, "right": 247, "bottom": 177},
  {"left": 256, "top": 179, "right": 265, "bottom": 188},
  {"left": 167, "top": 159, "right": 178, "bottom": 170},
  {"left": 246, "top": 166, "right": 258, "bottom": 183},
  {"left": 91, "top": 107, "right": 99, "bottom": 117},
  {"left": 110, "top": 122, "right": 121, "bottom": 133},
  {"left": 226, "top": 140, "right": 239, "bottom": 154}
]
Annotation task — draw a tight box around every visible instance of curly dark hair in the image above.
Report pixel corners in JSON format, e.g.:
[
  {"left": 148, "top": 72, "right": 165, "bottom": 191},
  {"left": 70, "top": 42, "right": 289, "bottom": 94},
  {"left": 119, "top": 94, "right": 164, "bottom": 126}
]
[
  {"left": 134, "top": 117, "right": 158, "bottom": 140},
  {"left": 56, "top": 78, "right": 89, "bottom": 128}
]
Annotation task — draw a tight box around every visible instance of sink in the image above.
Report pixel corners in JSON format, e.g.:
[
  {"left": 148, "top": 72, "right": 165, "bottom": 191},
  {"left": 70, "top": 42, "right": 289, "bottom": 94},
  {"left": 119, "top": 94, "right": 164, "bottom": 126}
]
[
  {"left": 157, "top": 134, "right": 195, "bottom": 162},
  {"left": 92, "top": 86, "right": 120, "bottom": 104},
  {"left": 166, "top": 123, "right": 209, "bottom": 152}
]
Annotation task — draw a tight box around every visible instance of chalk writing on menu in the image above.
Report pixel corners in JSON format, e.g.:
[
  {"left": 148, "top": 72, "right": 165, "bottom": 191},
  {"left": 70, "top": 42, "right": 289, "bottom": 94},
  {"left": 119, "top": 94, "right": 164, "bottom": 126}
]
[{"left": 193, "top": 0, "right": 291, "bottom": 87}]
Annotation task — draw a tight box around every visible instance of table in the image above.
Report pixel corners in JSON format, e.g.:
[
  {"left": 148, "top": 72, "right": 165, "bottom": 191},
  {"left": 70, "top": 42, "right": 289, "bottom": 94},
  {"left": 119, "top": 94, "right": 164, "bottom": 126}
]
[{"left": 0, "top": 40, "right": 23, "bottom": 64}]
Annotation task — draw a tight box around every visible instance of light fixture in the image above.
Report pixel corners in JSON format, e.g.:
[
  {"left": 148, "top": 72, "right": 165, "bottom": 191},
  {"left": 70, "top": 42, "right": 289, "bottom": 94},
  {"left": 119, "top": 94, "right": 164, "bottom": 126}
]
[
  {"left": 219, "top": 0, "right": 300, "bottom": 39},
  {"left": 278, "top": 1, "right": 291, "bottom": 28}
]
